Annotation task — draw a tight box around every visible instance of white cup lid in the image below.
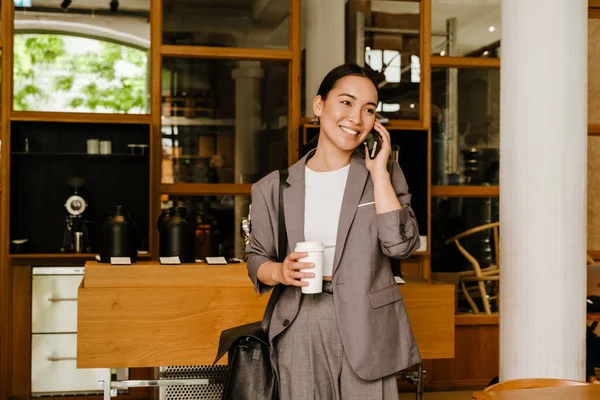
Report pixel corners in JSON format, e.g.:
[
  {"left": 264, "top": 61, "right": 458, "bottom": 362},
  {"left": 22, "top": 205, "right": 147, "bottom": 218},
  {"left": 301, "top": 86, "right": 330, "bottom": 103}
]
[{"left": 295, "top": 241, "right": 325, "bottom": 251}]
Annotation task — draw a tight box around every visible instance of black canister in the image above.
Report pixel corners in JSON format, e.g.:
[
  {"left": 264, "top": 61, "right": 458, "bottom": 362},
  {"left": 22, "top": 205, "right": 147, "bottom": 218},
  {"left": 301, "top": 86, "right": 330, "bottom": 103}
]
[
  {"left": 99, "top": 205, "right": 138, "bottom": 263},
  {"left": 158, "top": 207, "right": 195, "bottom": 263}
]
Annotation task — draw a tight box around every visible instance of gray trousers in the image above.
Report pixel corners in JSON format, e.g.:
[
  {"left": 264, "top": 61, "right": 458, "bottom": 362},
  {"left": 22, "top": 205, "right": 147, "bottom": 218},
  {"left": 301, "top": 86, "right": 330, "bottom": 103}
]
[{"left": 274, "top": 293, "right": 398, "bottom": 400}]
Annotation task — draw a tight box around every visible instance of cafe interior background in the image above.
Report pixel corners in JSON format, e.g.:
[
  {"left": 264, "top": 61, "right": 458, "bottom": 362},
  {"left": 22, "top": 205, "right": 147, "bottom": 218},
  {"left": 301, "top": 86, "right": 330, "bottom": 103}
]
[{"left": 0, "top": 0, "right": 598, "bottom": 398}]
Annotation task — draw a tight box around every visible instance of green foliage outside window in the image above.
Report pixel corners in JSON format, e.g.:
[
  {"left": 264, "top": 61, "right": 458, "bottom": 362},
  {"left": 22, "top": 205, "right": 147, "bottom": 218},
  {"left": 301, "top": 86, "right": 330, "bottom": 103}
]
[{"left": 14, "top": 34, "right": 148, "bottom": 114}]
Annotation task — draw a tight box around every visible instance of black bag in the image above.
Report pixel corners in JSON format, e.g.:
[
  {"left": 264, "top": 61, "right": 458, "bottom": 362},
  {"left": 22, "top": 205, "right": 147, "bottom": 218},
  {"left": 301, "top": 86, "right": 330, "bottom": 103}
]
[{"left": 213, "top": 169, "right": 288, "bottom": 400}]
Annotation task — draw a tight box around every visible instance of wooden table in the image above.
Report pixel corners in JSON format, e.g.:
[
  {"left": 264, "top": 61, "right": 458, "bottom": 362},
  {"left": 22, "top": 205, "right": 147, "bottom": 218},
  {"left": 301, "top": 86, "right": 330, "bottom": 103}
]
[
  {"left": 472, "top": 385, "right": 600, "bottom": 399},
  {"left": 77, "top": 261, "right": 455, "bottom": 399}
]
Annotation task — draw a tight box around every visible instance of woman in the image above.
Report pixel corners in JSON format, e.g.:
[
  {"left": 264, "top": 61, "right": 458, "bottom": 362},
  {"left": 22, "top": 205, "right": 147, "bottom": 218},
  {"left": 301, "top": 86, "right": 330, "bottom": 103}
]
[{"left": 246, "top": 63, "right": 421, "bottom": 399}]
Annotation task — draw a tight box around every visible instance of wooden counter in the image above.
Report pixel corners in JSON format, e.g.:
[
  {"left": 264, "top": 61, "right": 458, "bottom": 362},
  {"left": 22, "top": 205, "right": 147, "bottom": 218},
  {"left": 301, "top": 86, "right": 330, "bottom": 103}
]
[{"left": 77, "top": 261, "right": 454, "bottom": 369}]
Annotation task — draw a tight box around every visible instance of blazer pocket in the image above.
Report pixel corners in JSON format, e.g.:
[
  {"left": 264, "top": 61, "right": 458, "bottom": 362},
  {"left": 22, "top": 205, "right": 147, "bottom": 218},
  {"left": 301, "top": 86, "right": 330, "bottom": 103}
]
[
  {"left": 369, "top": 284, "right": 402, "bottom": 309},
  {"left": 357, "top": 202, "right": 376, "bottom": 212}
]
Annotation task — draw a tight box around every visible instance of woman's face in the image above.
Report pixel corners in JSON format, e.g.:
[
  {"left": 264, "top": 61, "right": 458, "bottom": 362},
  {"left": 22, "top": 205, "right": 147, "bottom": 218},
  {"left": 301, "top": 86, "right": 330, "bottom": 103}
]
[{"left": 314, "top": 75, "right": 378, "bottom": 154}]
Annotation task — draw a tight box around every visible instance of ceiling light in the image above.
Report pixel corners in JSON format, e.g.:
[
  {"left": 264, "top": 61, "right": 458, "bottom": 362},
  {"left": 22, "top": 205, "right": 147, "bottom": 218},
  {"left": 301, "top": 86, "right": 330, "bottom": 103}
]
[
  {"left": 483, "top": 50, "right": 489, "bottom": 56},
  {"left": 60, "top": 0, "right": 72, "bottom": 11},
  {"left": 366, "top": 46, "right": 371, "bottom": 52},
  {"left": 440, "top": 50, "right": 445, "bottom": 56},
  {"left": 410, "top": 103, "right": 415, "bottom": 109},
  {"left": 489, "top": 26, "right": 495, "bottom": 32}
]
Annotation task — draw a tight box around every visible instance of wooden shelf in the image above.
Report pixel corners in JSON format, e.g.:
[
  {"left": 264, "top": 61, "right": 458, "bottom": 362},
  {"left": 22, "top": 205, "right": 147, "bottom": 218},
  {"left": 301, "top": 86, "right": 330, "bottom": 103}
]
[
  {"left": 11, "top": 253, "right": 97, "bottom": 259},
  {"left": 431, "top": 185, "right": 500, "bottom": 197},
  {"left": 455, "top": 313, "right": 499, "bottom": 326},
  {"left": 385, "top": 120, "right": 427, "bottom": 130},
  {"left": 12, "top": 152, "right": 148, "bottom": 158},
  {"left": 431, "top": 56, "right": 501, "bottom": 69},
  {"left": 160, "top": 183, "right": 252, "bottom": 196},
  {"left": 11, "top": 111, "right": 152, "bottom": 124},
  {"left": 160, "top": 45, "right": 293, "bottom": 61},
  {"left": 161, "top": 116, "right": 234, "bottom": 127},
  {"left": 10, "top": 253, "right": 152, "bottom": 265}
]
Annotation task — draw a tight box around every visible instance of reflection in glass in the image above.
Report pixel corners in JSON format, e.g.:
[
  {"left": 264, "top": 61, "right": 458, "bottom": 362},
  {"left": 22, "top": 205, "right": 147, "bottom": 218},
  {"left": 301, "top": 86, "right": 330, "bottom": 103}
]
[
  {"left": 431, "top": 196, "right": 499, "bottom": 312},
  {"left": 161, "top": 58, "right": 288, "bottom": 185},
  {"left": 431, "top": 197, "right": 498, "bottom": 272},
  {"left": 343, "top": 0, "right": 421, "bottom": 120},
  {"left": 162, "top": 0, "right": 289, "bottom": 49},
  {"left": 431, "top": 68, "right": 499, "bottom": 185},
  {"left": 431, "top": 0, "right": 501, "bottom": 57},
  {"left": 161, "top": 194, "right": 250, "bottom": 260},
  {"left": 13, "top": 1, "right": 150, "bottom": 113}
]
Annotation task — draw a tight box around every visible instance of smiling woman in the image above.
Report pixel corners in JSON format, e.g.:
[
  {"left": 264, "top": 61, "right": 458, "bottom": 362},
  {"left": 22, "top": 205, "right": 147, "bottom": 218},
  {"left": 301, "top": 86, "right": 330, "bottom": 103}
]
[{"left": 248, "top": 62, "right": 422, "bottom": 399}]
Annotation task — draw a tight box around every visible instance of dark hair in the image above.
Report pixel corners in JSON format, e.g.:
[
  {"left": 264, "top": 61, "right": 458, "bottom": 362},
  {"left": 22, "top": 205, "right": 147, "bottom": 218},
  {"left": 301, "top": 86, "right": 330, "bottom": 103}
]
[{"left": 316, "top": 63, "right": 379, "bottom": 101}]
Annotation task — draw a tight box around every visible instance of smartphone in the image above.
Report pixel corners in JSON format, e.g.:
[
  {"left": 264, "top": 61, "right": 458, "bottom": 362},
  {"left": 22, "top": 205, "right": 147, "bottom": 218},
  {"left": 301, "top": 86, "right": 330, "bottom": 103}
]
[{"left": 364, "top": 129, "right": 382, "bottom": 160}]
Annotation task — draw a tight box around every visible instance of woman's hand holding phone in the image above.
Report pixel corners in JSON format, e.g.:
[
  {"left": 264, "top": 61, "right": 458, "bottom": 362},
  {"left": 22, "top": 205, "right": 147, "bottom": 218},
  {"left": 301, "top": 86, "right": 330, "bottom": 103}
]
[{"left": 365, "top": 120, "right": 392, "bottom": 174}]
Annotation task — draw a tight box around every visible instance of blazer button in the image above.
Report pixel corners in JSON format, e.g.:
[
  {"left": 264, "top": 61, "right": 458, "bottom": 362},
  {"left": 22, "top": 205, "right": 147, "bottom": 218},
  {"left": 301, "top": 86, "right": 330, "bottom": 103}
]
[{"left": 283, "top": 319, "right": 290, "bottom": 327}]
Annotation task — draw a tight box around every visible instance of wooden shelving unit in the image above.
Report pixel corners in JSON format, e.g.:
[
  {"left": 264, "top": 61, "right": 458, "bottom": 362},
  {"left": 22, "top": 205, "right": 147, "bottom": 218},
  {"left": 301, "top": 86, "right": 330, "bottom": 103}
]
[{"left": 1, "top": 0, "right": 598, "bottom": 397}]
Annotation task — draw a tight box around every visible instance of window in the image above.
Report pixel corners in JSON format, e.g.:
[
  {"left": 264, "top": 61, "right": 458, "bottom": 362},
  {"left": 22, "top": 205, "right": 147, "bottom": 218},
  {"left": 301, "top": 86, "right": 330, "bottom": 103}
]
[{"left": 14, "top": 34, "right": 149, "bottom": 114}]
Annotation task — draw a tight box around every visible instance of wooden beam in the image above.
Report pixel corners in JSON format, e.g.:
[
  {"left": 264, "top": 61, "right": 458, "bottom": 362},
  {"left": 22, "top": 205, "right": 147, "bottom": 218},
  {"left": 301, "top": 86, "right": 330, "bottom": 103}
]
[
  {"left": 289, "top": 0, "right": 301, "bottom": 165},
  {"left": 9, "top": 267, "right": 32, "bottom": 398},
  {"left": 0, "top": 1, "right": 13, "bottom": 399},
  {"left": 151, "top": 0, "right": 162, "bottom": 261},
  {"left": 421, "top": 0, "right": 432, "bottom": 130},
  {"left": 431, "top": 186, "right": 500, "bottom": 198},
  {"left": 589, "top": 124, "right": 600, "bottom": 135},
  {"left": 431, "top": 56, "right": 501, "bottom": 69},
  {"left": 161, "top": 45, "right": 293, "bottom": 61},
  {"left": 11, "top": 111, "right": 152, "bottom": 124},
  {"left": 160, "top": 183, "right": 252, "bottom": 196}
]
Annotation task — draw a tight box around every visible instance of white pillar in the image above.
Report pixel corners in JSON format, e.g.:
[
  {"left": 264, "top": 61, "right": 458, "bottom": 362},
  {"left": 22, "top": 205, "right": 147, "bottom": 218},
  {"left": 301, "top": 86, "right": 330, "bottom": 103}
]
[
  {"left": 232, "top": 62, "right": 264, "bottom": 257},
  {"left": 500, "top": 0, "right": 587, "bottom": 381},
  {"left": 303, "top": 0, "right": 345, "bottom": 113}
]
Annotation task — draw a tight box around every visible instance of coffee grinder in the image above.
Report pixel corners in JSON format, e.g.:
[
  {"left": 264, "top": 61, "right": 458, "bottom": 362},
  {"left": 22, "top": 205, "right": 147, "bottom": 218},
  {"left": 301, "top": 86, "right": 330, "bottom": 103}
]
[{"left": 61, "top": 177, "right": 92, "bottom": 253}]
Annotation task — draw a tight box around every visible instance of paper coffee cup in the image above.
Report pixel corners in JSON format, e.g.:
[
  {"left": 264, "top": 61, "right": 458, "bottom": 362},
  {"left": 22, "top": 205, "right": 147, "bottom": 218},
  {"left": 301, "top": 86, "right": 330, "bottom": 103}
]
[{"left": 295, "top": 241, "right": 324, "bottom": 294}]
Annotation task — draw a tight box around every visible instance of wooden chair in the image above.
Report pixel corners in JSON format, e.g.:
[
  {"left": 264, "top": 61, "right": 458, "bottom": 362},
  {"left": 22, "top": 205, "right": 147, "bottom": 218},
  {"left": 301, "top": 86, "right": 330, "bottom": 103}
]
[
  {"left": 445, "top": 222, "right": 500, "bottom": 315},
  {"left": 484, "top": 378, "right": 589, "bottom": 391}
]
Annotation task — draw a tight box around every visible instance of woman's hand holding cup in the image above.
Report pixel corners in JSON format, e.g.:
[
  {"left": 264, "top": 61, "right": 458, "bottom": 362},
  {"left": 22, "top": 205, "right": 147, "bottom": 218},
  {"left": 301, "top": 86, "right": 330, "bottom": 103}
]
[{"left": 275, "top": 252, "right": 314, "bottom": 287}]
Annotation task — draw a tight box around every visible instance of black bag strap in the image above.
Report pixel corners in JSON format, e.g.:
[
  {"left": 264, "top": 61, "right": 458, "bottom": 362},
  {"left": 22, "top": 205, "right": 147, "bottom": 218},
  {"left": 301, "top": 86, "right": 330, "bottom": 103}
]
[
  {"left": 259, "top": 169, "right": 288, "bottom": 332},
  {"left": 277, "top": 169, "right": 289, "bottom": 264}
]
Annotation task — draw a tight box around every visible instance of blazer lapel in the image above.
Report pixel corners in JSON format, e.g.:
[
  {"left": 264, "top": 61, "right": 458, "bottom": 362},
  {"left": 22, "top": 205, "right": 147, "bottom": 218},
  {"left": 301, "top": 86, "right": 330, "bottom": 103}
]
[{"left": 332, "top": 154, "right": 368, "bottom": 276}]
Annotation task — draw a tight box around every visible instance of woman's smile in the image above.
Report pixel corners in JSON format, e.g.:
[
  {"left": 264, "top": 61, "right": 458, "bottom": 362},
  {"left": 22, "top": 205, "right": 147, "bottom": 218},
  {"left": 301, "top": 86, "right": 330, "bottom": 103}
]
[{"left": 339, "top": 125, "right": 359, "bottom": 135}]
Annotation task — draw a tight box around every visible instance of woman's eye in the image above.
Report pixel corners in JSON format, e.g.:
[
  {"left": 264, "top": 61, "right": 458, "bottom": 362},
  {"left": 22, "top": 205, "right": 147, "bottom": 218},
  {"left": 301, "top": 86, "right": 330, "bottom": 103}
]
[
  {"left": 365, "top": 108, "right": 375, "bottom": 114},
  {"left": 341, "top": 100, "right": 351, "bottom": 106}
]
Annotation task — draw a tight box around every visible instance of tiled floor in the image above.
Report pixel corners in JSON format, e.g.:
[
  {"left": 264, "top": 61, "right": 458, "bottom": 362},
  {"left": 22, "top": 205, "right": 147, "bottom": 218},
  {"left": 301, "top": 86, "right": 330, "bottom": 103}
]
[{"left": 398, "top": 391, "right": 475, "bottom": 400}]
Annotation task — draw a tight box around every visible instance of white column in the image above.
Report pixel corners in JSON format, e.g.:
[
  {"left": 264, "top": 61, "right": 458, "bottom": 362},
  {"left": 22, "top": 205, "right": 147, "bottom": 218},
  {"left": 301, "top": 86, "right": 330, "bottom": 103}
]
[
  {"left": 303, "top": 0, "right": 345, "bottom": 113},
  {"left": 232, "top": 62, "right": 264, "bottom": 257},
  {"left": 500, "top": 0, "right": 587, "bottom": 381}
]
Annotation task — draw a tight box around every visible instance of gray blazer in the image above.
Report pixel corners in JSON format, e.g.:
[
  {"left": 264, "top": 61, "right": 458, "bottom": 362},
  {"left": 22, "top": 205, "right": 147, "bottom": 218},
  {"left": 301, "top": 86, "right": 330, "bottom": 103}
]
[{"left": 246, "top": 148, "right": 422, "bottom": 381}]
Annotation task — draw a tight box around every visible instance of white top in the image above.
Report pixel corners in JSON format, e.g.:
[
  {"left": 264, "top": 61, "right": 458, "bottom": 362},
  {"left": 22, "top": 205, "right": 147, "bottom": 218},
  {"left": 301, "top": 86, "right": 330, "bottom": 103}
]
[{"left": 304, "top": 164, "right": 350, "bottom": 276}]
